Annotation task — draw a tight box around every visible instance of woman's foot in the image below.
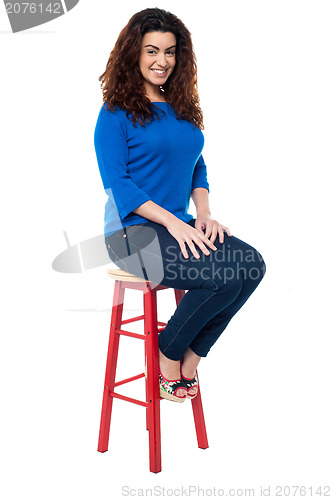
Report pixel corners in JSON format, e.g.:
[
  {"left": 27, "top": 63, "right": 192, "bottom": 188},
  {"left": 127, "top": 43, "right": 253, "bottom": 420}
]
[
  {"left": 159, "top": 371, "right": 187, "bottom": 402},
  {"left": 159, "top": 349, "right": 187, "bottom": 400},
  {"left": 180, "top": 365, "right": 199, "bottom": 399},
  {"left": 180, "top": 347, "right": 201, "bottom": 399}
]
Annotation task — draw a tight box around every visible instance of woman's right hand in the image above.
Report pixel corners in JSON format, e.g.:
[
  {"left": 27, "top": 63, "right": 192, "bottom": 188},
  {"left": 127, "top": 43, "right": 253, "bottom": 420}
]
[{"left": 165, "top": 217, "right": 217, "bottom": 260}]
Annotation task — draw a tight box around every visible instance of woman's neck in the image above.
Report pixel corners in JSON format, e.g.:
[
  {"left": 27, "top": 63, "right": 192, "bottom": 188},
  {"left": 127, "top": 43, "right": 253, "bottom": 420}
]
[
  {"left": 145, "top": 90, "right": 166, "bottom": 103},
  {"left": 148, "top": 96, "right": 166, "bottom": 102}
]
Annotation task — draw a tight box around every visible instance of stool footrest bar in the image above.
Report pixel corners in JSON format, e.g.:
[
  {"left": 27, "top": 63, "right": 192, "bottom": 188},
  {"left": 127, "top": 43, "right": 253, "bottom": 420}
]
[
  {"left": 121, "top": 314, "right": 145, "bottom": 325},
  {"left": 114, "top": 372, "right": 145, "bottom": 387},
  {"left": 117, "top": 329, "right": 146, "bottom": 340},
  {"left": 109, "top": 391, "right": 148, "bottom": 408}
]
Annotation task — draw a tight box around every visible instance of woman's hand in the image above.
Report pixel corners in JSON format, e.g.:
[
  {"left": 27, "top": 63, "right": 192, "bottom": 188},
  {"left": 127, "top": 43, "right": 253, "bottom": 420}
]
[
  {"left": 195, "top": 213, "right": 232, "bottom": 245},
  {"left": 165, "top": 217, "right": 218, "bottom": 260}
]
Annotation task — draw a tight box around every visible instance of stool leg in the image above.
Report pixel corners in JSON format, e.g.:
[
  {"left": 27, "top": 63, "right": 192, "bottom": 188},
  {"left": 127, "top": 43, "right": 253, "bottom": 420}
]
[
  {"left": 191, "top": 377, "right": 209, "bottom": 449},
  {"left": 98, "top": 280, "right": 125, "bottom": 453},
  {"left": 144, "top": 341, "right": 149, "bottom": 431},
  {"left": 173, "top": 289, "right": 209, "bottom": 450},
  {"left": 174, "top": 288, "right": 185, "bottom": 305},
  {"left": 144, "top": 285, "right": 162, "bottom": 473}
]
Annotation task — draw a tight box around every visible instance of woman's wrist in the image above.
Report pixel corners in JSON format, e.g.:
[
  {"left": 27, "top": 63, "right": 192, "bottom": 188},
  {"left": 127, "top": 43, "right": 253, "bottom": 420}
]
[
  {"left": 197, "top": 209, "right": 211, "bottom": 216},
  {"left": 133, "top": 200, "right": 177, "bottom": 228}
]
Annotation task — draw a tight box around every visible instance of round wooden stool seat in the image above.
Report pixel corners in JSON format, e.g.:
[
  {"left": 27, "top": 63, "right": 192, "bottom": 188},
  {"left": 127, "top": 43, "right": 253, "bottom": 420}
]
[{"left": 107, "top": 267, "right": 149, "bottom": 283}]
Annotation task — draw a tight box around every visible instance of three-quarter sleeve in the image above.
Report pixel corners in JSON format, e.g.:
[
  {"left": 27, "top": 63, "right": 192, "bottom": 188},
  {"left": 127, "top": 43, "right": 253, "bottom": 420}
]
[
  {"left": 94, "top": 105, "right": 151, "bottom": 220},
  {"left": 191, "top": 154, "right": 210, "bottom": 192}
]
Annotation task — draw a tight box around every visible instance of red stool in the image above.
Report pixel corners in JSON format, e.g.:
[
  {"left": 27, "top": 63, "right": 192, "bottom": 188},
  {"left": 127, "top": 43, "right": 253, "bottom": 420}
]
[{"left": 97, "top": 267, "right": 209, "bottom": 473}]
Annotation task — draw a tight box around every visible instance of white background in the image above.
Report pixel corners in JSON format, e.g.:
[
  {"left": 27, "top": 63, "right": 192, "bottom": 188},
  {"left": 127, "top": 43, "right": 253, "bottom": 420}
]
[{"left": 1, "top": 0, "right": 331, "bottom": 498}]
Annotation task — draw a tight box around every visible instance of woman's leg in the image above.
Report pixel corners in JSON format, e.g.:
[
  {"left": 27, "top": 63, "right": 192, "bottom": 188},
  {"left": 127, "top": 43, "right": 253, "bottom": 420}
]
[
  {"left": 187, "top": 250, "right": 266, "bottom": 357},
  {"left": 105, "top": 219, "right": 266, "bottom": 375},
  {"left": 178, "top": 253, "right": 265, "bottom": 397},
  {"left": 156, "top": 222, "right": 265, "bottom": 360},
  {"left": 180, "top": 346, "right": 202, "bottom": 397}
]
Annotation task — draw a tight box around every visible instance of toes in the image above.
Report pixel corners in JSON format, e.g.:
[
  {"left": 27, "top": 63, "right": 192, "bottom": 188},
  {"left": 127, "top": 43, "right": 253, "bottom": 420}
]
[{"left": 176, "top": 389, "right": 187, "bottom": 398}]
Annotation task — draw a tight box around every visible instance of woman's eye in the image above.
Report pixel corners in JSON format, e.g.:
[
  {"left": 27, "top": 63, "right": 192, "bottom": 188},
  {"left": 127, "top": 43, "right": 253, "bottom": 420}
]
[{"left": 147, "top": 50, "right": 175, "bottom": 55}]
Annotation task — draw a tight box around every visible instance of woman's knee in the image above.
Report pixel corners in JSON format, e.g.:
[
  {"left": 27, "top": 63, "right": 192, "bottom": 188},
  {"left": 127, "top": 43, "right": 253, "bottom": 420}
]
[
  {"left": 199, "top": 272, "right": 242, "bottom": 295},
  {"left": 227, "top": 236, "right": 266, "bottom": 281},
  {"left": 249, "top": 249, "right": 266, "bottom": 282},
  {"left": 239, "top": 248, "right": 266, "bottom": 284}
]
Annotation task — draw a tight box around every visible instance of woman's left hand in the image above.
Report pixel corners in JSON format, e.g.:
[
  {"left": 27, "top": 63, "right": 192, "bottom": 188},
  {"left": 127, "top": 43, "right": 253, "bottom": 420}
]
[{"left": 195, "top": 213, "right": 232, "bottom": 245}]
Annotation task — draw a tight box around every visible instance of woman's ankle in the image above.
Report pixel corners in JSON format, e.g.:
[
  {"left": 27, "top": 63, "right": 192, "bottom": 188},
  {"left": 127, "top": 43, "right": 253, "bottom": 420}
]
[
  {"left": 159, "top": 349, "right": 181, "bottom": 380},
  {"left": 181, "top": 347, "right": 201, "bottom": 379}
]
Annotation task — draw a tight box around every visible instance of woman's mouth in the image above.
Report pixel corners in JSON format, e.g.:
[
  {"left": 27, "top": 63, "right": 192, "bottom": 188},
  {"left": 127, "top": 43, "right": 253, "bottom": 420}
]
[{"left": 151, "top": 69, "right": 167, "bottom": 77}]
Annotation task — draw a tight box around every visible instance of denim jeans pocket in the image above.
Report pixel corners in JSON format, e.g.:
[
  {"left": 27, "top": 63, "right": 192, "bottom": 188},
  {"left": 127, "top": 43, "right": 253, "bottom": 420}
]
[{"left": 105, "top": 223, "right": 149, "bottom": 261}]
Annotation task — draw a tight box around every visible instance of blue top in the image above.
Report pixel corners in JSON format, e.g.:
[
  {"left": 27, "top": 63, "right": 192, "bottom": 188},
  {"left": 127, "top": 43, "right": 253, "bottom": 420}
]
[{"left": 94, "top": 101, "right": 210, "bottom": 237}]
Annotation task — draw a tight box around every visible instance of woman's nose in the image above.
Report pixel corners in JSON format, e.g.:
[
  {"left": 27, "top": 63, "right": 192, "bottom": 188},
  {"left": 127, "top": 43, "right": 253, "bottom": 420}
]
[{"left": 156, "top": 54, "right": 167, "bottom": 67}]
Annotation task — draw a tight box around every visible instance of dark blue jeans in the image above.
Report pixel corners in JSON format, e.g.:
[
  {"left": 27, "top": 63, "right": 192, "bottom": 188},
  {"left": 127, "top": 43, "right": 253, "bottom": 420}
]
[{"left": 105, "top": 218, "right": 266, "bottom": 360}]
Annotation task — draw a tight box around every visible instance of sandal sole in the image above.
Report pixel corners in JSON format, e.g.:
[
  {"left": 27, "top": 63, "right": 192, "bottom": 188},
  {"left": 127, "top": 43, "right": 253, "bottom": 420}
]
[{"left": 159, "top": 388, "right": 186, "bottom": 402}]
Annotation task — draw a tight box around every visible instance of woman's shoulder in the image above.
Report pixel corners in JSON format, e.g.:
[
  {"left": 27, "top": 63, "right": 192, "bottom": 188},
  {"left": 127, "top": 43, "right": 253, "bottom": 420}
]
[
  {"left": 99, "top": 101, "right": 126, "bottom": 116},
  {"left": 97, "top": 102, "right": 128, "bottom": 128}
]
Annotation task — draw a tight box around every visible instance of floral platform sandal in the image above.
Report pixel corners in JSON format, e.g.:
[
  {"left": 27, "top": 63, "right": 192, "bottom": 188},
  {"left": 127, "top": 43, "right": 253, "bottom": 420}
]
[
  {"left": 180, "top": 361, "right": 199, "bottom": 400},
  {"left": 145, "top": 360, "right": 187, "bottom": 403},
  {"left": 159, "top": 370, "right": 188, "bottom": 403}
]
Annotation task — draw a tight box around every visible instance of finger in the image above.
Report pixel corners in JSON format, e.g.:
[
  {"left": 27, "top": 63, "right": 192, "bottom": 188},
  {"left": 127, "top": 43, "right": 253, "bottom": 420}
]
[
  {"left": 219, "top": 227, "right": 225, "bottom": 244},
  {"left": 194, "top": 228, "right": 217, "bottom": 250},
  {"left": 196, "top": 226, "right": 205, "bottom": 236},
  {"left": 205, "top": 222, "right": 219, "bottom": 244},
  {"left": 224, "top": 226, "right": 232, "bottom": 237},
  {"left": 195, "top": 221, "right": 205, "bottom": 232},
  {"left": 191, "top": 237, "right": 212, "bottom": 257},
  {"left": 201, "top": 234, "right": 217, "bottom": 250},
  {"left": 202, "top": 223, "right": 212, "bottom": 239},
  {"left": 179, "top": 241, "right": 189, "bottom": 259},
  {"left": 186, "top": 239, "right": 202, "bottom": 259},
  {"left": 208, "top": 225, "right": 218, "bottom": 246}
]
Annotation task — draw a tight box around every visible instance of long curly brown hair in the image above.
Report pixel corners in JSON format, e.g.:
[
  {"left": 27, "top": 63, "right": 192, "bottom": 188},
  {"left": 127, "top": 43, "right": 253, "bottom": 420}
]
[{"left": 98, "top": 8, "right": 204, "bottom": 129}]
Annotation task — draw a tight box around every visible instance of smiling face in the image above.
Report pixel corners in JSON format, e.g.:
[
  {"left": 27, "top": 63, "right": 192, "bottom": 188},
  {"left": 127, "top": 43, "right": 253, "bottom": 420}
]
[{"left": 139, "top": 31, "right": 177, "bottom": 101}]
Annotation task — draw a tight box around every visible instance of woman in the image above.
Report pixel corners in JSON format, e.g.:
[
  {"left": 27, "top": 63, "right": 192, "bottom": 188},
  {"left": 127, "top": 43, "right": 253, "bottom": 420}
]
[{"left": 94, "top": 8, "right": 266, "bottom": 403}]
